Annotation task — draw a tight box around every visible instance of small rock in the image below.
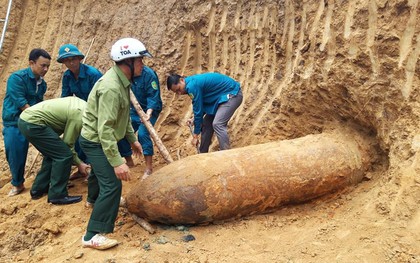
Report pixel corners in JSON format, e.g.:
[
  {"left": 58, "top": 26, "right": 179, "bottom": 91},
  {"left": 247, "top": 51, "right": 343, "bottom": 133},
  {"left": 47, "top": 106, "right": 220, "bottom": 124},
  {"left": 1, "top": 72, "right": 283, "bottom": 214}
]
[
  {"left": 155, "top": 235, "right": 169, "bottom": 244},
  {"left": 42, "top": 222, "right": 61, "bottom": 234},
  {"left": 1, "top": 206, "right": 17, "bottom": 215},
  {"left": 74, "top": 252, "right": 84, "bottom": 259},
  {"left": 176, "top": 225, "right": 189, "bottom": 231},
  {"left": 18, "top": 203, "right": 28, "bottom": 209},
  {"left": 143, "top": 242, "right": 151, "bottom": 251},
  {"left": 185, "top": 246, "right": 193, "bottom": 253},
  {"left": 182, "top": 234, "right": 196, "bottom": 242}
]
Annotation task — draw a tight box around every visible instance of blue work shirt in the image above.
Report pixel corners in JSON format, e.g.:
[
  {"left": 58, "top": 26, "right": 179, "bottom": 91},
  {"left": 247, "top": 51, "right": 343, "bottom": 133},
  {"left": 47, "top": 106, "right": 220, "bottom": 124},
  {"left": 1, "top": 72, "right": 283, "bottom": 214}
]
[
  {"left": 185, "top": 72, "right": 240, "bottom": 134},
  {"left": 61, "top": 63, "right": 102, "bottom": 101},
  {"left": 2, "top": 67, "right": 47, "bottom": 126},
  {"left": 129, "top": 66, "right": 162, "bottom": 120}
]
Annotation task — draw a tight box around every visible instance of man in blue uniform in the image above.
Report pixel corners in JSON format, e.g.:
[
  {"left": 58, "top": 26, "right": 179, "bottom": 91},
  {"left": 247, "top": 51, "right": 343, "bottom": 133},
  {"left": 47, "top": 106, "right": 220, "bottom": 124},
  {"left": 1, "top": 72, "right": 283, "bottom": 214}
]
[
  {"left": 167, "top": 72, "right": 243, "bottom": 153},
  {"left": 2, "top": 48, "right": 51, "bottom": 196},
  {"left": 57, "top": 44, "right": 103, "bottom": 171},
  {"left": 58, "top": 44, "right": 102, "bottom": 101},
  {"left": 117, "top": 62, "right": 162, "bottom": 178}
]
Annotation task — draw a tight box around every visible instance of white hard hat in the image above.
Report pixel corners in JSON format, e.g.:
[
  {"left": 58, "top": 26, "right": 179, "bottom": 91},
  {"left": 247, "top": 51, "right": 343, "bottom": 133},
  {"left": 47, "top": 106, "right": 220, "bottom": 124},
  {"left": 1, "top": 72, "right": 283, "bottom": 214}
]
[{"left": 110, "top": 37, "right": 153, "bottom": 62}]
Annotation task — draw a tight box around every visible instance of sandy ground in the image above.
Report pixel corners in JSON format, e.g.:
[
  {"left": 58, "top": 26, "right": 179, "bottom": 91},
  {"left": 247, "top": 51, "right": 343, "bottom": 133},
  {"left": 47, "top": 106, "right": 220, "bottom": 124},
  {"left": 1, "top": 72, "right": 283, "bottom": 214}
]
[{"left": 0, "top": 0, "right": 419, "bottom": 262}]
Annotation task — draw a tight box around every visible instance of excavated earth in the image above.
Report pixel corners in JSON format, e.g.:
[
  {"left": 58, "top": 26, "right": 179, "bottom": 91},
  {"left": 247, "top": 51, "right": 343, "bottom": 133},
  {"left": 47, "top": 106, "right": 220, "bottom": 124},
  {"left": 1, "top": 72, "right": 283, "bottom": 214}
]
[{"left": 0, "top": 0, "right": 419, "bottom": 262}]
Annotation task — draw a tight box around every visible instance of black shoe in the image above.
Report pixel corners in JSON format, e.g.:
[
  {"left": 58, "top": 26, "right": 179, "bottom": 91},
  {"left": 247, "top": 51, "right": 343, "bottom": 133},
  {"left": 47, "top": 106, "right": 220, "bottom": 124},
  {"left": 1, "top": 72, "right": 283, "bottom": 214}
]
[
  {"left": 30, "top": 190, "right": 48, "bottom": 200},
  {"left": 48, "top": 195, "right": 82, "bottom": 205}
]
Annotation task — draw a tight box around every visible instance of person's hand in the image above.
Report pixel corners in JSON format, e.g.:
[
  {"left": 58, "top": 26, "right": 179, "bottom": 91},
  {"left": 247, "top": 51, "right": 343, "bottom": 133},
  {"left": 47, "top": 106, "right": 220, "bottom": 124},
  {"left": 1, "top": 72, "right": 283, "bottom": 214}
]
[
  {"left": 191, "top": 134, "right": 200, "bottom": 148},
  {"left": 114, "top": 163, "right": 131, "bottom": 181},
  {"left": 77, "top": 162, "right": 90, "bottom": 176},
  {"left": 144, "top": 109, "right": 153, "bottom": 121},
  {"left": 186, "top": 118, "right": 194, "bottom": 126},
  {"left": 131, "top": 141, "right": 143, "bottom": 158}
]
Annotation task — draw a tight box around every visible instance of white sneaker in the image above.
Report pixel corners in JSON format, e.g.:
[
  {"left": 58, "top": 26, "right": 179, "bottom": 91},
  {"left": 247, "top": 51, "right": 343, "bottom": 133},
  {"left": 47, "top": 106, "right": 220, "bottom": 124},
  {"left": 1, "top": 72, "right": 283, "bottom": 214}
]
[
  {"left": 85, "top": 201, "right": 94, "bottom": 209},
  {"left": 8, "top": 185, "right": 25, "bottom": 197},
  {"left": 81, "top": 234, "right": 119, "bottom": 250},
  {"left": 141, "top": 170, "right": 152, "bottom": 180}
]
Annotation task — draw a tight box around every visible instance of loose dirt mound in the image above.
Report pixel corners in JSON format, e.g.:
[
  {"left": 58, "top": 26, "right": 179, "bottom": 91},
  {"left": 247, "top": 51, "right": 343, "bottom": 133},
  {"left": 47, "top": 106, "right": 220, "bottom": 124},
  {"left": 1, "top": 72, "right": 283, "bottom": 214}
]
[{"left": 0, "top": 0, "right": 419, "bottom": 262}]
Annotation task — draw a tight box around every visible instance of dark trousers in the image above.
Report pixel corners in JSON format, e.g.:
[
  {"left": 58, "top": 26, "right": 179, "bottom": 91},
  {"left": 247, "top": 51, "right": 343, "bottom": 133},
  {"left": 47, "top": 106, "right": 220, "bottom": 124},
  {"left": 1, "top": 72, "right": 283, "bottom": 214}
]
[
  {"left": 80, "top": 136, "right": 122, "bottom": 234},
  {"left": 2, "top": 125, "right": 29, "bottom": 187},
  {"left": 200, "top": 90, "right": 243, "bottom": 153},
  {"left": 117, "top": 113, "right": 159, "bottom": 157},
  {"left": 75, "top": 137, "right": 88, "bottom": 164},
  {"left": 17, "top": 119, "right": 72, "bottom": 199}
]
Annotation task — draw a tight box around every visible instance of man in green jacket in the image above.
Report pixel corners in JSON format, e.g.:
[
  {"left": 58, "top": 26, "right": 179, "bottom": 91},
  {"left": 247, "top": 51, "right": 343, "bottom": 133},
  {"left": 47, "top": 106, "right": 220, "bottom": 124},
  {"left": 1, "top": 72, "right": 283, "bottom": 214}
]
[
  {"left": 80, "top": 37, "right": 146, "bottom": 250},
  {"left": 18, "top": 97, "right": 89, "bottom": 204}
]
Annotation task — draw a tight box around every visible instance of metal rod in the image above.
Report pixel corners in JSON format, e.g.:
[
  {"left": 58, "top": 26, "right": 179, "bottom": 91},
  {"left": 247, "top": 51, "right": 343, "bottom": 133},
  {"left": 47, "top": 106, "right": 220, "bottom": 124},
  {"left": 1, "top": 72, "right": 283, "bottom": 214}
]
[{"left": 0, "top": 0, "right": 13, "bottom": 53}]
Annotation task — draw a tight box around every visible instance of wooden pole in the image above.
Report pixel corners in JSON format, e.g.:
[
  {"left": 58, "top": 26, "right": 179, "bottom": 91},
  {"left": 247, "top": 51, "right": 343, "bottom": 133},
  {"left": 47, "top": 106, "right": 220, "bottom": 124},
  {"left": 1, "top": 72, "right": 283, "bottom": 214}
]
[
  {"left": 120, "top": 196, "right": 156, "bottom": 234},
  {"left": 25, "top": 151, "right": 40, "bottom": 178},
  {"left": 82, "top": 37, "right": 95, "bottom": 64},
  {"left": 129, "top": 90, "right": 173, "bottom": 164},
  {"left": 131, "top": 214, "right": 156, "bottom": 234}
]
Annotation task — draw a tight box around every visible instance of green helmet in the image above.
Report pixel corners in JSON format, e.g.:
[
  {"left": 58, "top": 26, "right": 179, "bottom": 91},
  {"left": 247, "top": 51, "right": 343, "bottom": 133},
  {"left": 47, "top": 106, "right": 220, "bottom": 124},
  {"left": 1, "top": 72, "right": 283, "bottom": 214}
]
[{"left": 57, "top": 44, "right": 85, "bottom": 63}]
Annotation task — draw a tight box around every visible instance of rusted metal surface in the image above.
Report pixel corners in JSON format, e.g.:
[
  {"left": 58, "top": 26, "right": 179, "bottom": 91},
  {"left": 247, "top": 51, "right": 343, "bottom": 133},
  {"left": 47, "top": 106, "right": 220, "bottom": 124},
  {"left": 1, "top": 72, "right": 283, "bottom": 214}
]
[{"left": 126, "top": 131, "right": 377, "bottom": 225}]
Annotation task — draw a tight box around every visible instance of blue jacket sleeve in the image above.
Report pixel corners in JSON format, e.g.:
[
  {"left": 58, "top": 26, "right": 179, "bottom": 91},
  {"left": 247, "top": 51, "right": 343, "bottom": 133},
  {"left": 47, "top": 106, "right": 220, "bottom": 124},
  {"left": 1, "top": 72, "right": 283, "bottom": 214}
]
[
  {"left": 190, "top": 83, "right": 204, "bottom": 135},
  {"left": 89, "top": 69, "right": 102, "bottom": 88},
  {"left": 8, "top": 74, "right": 29, "bottom": 109}
]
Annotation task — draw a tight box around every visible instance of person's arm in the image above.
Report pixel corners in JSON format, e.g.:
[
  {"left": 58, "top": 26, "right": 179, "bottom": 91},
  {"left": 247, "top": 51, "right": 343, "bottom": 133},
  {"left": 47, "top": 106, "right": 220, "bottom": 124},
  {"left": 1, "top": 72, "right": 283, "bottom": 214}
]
[
  {"left": 190, "top": 87, "right": 204, "bottom": 135},
  {"left": 188, "top": 84, "right": 204, "bottom": 147},
  {"left": 145, "top": 76, "right": 162, "bottom": 120},
  {"left": 8, "top": 74, "right": 29, "bottom": 110},
  {"left": 131, "top": 141, "right": 143, "bottom": 158},
  {"left": 62, "top": 116, "right": 83, "bottom": 166},
  {"left": 96, "top": 87, "right": 126, "bottom": 167},
  {"left": 145, "top": 109, "right": 153, "bottom": 120}
]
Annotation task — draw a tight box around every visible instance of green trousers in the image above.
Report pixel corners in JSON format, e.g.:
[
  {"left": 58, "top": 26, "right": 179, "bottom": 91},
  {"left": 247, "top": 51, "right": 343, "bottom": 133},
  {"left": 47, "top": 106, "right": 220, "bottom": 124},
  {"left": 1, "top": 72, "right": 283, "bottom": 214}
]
[
  {"left": 79, "top": 136, "right": 122, "bottom": 234},
  {"left": 17, "top": 119, "right": 72, "bottom": 199}
]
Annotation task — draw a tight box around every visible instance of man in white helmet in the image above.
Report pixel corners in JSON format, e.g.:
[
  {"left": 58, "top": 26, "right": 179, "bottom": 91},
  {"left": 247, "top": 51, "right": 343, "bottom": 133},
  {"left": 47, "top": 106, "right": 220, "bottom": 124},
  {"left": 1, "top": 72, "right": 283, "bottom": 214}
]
[
  {"left": 79, "top": 38, "right": 148, "bottom": 250},
  {"left": 117, "top": 48, "right": 162, "bottom": 179}
]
